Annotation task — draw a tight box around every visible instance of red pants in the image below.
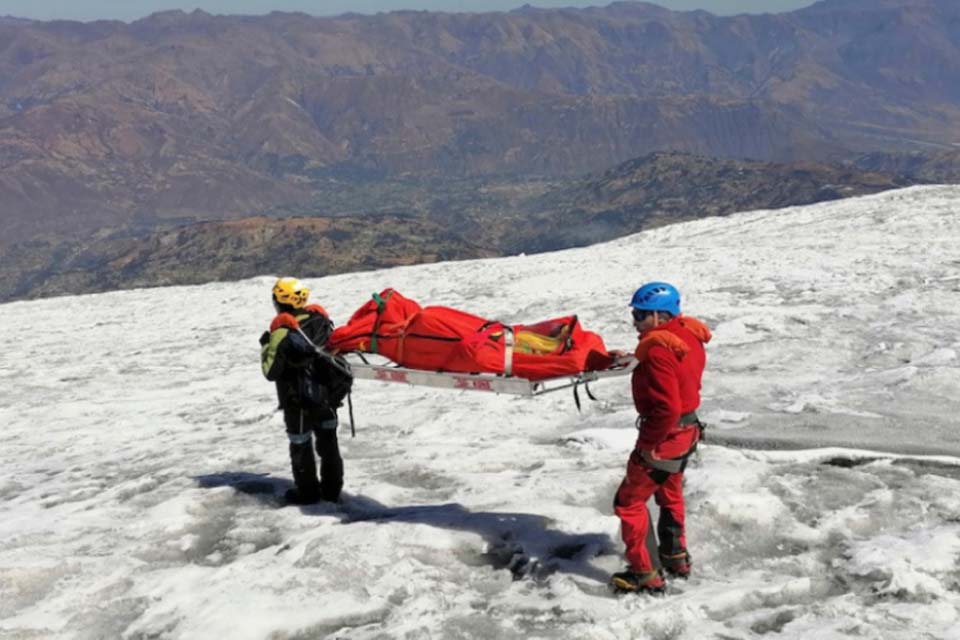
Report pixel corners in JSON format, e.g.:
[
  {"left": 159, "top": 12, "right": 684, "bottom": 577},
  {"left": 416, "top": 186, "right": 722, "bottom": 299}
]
[{"left": 614, "top": 455, "right": 688, "bottom": 573}]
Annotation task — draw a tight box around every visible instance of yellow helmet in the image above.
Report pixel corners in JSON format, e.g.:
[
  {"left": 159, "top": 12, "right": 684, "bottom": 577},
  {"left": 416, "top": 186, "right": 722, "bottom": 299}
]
[{"left": 272, "top": 277, "right": 310, "bottom": 309}]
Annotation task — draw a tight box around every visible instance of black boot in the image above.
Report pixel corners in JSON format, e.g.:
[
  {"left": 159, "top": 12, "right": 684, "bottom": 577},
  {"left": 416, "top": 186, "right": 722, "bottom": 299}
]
[
  {"left": 283, "top": 487, "right": 321, "bottom": 505},
  {"left": 315, "top": 428, "right": 343, "bottom": 502},
  {"left": 289, "top": 439, "right": 322, "bottom": 503},
  {"left": 659, "top": 550, "right": 692, "bottom": 579}
]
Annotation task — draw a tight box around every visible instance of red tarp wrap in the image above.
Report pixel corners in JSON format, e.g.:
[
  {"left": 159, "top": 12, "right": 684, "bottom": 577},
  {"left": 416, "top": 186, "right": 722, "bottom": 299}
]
[{"left": 328, "top": 288, "right": 613, "bottom": 380}]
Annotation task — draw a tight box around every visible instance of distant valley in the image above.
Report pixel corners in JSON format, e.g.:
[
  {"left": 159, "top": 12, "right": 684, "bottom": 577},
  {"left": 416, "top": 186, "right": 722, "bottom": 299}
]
[
  {"left": 0, "top": 152, "right": 913, "bottom": 301},
  {"left": 1, "top": 0, "right": 959, "bottom": 300}
]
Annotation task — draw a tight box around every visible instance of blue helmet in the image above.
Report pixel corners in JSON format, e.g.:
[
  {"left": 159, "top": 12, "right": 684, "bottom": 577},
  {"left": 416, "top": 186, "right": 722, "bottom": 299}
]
[{"left": 630, "top": 282, "right": 681, "bottom": 316}]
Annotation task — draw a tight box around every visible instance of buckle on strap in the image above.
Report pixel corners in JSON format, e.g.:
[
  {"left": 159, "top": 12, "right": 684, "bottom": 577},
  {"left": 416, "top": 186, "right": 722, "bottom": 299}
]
[{"left": 636, "top": 410, "right": 700, "bottom": 430}]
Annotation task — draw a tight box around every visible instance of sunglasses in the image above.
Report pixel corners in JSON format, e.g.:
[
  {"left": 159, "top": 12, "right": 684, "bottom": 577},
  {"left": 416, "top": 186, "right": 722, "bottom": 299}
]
[{"left": 632, "top": 308, "right": 653, "bottom": 322}]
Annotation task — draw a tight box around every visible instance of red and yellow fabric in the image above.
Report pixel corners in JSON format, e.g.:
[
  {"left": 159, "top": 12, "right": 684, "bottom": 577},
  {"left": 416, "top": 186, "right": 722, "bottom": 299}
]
[{"left": 328, "top": 288, "right": 613, "bottom": 380}]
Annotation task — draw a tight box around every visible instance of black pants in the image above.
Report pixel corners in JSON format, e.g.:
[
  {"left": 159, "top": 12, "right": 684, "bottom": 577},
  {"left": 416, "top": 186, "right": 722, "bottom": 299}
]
[{"left": 284, "top": 408, "right": 343, "bottom": 501}]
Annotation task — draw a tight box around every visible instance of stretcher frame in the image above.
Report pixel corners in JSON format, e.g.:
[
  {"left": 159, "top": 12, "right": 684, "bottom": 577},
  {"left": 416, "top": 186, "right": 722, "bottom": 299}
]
[{"left": 345, "top": 354, "right": 637, "bottom": 397}]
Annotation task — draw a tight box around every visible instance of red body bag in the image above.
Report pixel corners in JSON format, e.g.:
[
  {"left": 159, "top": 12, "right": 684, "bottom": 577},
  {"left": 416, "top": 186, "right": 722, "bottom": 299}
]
[{"left": 328, "top": 289, "right": 613, "bottom": 381}]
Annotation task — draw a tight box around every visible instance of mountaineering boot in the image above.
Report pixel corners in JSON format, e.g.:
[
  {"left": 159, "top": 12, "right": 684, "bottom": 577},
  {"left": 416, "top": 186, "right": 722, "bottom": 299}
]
[
  {"left": 610, "top": 569, "right": 666, "bottom": 595},
  {"left": 283, "top": 487, "right": 322, "bottom": 505},
  {"left": 318, "top": 485, "right": 341, "bottom": 504},
  {"left": 659, "top": 550, "right": 692, "bottom": 579}
]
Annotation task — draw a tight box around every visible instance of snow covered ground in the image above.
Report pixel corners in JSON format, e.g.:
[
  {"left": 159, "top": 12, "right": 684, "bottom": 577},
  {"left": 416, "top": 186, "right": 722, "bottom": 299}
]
[{"left": 1, "top": 185, "right": 959, "bottom": 639}]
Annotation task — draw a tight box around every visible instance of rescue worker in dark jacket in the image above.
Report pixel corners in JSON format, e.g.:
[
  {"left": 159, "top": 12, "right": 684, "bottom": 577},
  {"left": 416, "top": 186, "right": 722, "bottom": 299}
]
[
  {"left": 260, "top": 277, "right": 352, "bottom": 505},
  {"left": 611, "top": 282, "right": 712, "bottom": 595}
]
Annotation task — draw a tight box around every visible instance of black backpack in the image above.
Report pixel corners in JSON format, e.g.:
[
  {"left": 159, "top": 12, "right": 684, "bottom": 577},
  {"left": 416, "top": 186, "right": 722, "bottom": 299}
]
[
  {"left": 298, "top": 311, "right": 353, "bottom": 409},
  {"left": 299, "top": 311, "right": 334, "bottom": 345},
  {"left": 314, "top": 354, "right": 353, "bottom": 408}
]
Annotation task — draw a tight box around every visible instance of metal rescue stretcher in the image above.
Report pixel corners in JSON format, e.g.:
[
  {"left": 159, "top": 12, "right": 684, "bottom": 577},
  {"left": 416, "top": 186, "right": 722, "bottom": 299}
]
[
  {"left": 344, "top": 353, "right": 637, "bottom": 403},
  {"left": 326, "top": 288, "right": 637, "bottom": 407}
]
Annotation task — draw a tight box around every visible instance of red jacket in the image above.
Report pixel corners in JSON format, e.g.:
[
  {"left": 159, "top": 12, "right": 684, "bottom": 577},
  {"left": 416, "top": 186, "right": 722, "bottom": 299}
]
[{"left": 632, "top": 315, "right": 711, "bottom": 458}]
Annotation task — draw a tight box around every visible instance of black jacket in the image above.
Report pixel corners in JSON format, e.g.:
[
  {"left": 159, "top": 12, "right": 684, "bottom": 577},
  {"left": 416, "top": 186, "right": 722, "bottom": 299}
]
[{"left": 261, "top": 309, "right": 347, "bottom": 414}]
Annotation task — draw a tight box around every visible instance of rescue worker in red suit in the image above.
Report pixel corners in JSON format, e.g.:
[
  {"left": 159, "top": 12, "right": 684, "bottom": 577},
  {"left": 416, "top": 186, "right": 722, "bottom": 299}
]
[{"left": 611, "top": 281, "right": 712, "bottom": 594}]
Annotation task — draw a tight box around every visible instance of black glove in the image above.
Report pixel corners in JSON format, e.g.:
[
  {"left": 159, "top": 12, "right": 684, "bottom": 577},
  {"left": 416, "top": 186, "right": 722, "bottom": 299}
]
[{"left": 259, "top": 331, "right": 270, "bottom": 346}]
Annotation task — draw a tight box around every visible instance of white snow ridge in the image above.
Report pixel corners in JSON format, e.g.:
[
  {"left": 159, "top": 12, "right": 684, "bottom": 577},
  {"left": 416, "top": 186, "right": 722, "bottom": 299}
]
[{"left": 2, "top": 185, "right": 960, "bottom": 639}]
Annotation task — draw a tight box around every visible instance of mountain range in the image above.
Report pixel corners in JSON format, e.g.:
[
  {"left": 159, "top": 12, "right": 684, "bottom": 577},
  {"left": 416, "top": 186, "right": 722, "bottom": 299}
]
[{"left": 2, "top": 0, "right": 960, "bottom": 244}]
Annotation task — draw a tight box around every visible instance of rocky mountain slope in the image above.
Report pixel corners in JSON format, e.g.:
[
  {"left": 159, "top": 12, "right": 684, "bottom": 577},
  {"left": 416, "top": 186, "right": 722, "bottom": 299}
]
[
  {"left": 0, "top": 215, "right": 495, "bottom": 302},
  {"left": 2, "top": 0, "right": 960, "bottom": 242},
  {"left": 0, "top": 152, "right": 912, "bottom": 301},
  {"left": 850, "top": 150, "right": 960, "bottom": 184},
  {"left": 509, "top": 152, "right": 912, "bottom": 251}
]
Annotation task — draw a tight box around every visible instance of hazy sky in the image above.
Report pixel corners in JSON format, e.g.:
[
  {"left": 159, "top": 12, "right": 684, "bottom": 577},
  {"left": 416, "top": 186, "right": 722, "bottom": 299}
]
[{"left": 0, "top": 1, "right": 818, "bottom": 22}]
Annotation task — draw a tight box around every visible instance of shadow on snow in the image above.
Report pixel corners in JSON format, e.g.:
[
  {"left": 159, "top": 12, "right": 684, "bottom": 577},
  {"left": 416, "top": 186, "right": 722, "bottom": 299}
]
[{"left": 194, "top": 470, "right": 614, "bottom": 584}]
